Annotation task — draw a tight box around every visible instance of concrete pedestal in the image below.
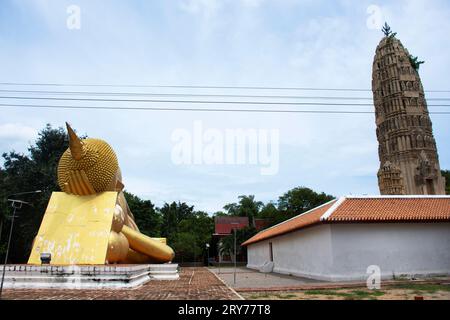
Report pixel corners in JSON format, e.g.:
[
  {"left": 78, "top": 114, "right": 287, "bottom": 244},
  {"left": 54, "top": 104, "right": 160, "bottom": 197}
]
[{"left": 1, "top": 263, "right": 179, "bottom": 289}]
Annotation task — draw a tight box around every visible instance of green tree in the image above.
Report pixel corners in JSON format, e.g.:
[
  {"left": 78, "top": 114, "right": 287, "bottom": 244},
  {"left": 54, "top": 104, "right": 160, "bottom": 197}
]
[
  {"left": 160, "top": 201, "right": 195, "bottom": 239},
  {"left": 124, "top": 191, "right": 161, "bottom": 237},
  {"left": 258, "top": 202, "right": 283, "bottom": 226},
  {"left": 171, "top": 232, "right": 200, "bottom": 263},
  {"left": 174, "top": 211, "right": 214, "bottom": 262},
  {"left": 178, "top": 211, "right": 213, "bottom": 248},
  {"left": 219, "top": 226, "right": 257, "bottom": 262},
  {"left": 277, "top": 187, "right": 334, "bottom": 219},
  {"left": 0, "top": 124, "right": 69, "bottom": 262},
  {"left": 158, "top": 202, "right": 214, "bottom": 262},
  {"left": 223, "top": 195, "right": 263, "bottom": 227},
  {"left": 441, "top": 170, "right": 450, "bottom": 195},
  {"left": 212, "top": 210, "right": 228, "bottom": 217}
]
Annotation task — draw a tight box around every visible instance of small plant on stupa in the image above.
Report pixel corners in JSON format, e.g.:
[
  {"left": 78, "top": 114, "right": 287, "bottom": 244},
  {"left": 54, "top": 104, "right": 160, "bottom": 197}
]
[
  {"left": 409, "top": 55, "right": 425, "bottom": 71},
  {"left": 382, "top": 23, "right": 397, "bottom": 39}
]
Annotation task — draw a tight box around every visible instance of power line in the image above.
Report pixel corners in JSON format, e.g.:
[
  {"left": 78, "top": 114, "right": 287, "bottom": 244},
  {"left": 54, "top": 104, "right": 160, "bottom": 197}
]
[
  {"left": 1, "top": 103, "right": 449, "bottom": 114},
  {"left": 1, "top": 89, "right": 449, "bottom": 101},
  {"left": 0, "top": 96, "right": 376, "bottom": 106},
  {"left": 0, "top": 89, "right": 375, "bottom": 100},
  {"left": 0, "top": 82, "right": 373, "bottom": 91},
  {"left": 1, "top": 82, "right": 450, "bottom": 93},
  {"left": 1, "top": 95, "right": 449, "bottom": 107}
]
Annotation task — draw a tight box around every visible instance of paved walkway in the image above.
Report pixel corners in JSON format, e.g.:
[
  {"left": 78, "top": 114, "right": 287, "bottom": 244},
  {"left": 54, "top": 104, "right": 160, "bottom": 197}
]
[
  {"left": 211, "top": 267, "right": 450, "bottom": 293},
  {"left": 210, "top": 267, "right": 323, "bottom": 290},
  {"left": 1, "top": 267, "right": 242, "bottom": 300}
]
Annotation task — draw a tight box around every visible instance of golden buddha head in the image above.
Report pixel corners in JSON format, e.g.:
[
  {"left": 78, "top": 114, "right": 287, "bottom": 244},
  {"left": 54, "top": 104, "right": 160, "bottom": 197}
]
[{"left": 57, "top": 123, "right": 122, "bottom": 195}]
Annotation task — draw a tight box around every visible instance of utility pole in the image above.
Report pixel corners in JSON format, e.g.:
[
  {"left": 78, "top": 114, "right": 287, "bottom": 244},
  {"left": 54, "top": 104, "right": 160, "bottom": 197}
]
[
  {"left": 234, "top": 227, "right": 237, "bottom": 285},
  {"left": 0, "top": 218, "right": 3, "bottom": 246},
  {"left": 0, "top": 191, "right": 40, "bottom": 299},
  {"left": 230, "top": 222, "right": 239, "bottom": 286},
  {"left": 218, "top": 242, "right": 221, "bottom": 274},
  {"left": 0, "top": 200, "right": 26, "bottom": 299}
]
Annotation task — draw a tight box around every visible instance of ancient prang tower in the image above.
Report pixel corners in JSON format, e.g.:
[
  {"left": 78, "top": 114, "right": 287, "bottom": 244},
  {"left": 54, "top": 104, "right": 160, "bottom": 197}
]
[{"left": 372, "top": 24, "right": 445, "bottom": 195}]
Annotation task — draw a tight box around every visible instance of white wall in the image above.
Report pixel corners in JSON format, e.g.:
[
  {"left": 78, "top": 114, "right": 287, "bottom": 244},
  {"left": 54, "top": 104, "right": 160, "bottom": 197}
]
[
  {"left": 247, "top": 241, "right": 271, "bottom": 268},
  {"left": 329, "top": 223, "right": 450, "bottom": 281},
  {"left": 247, "top": 223, "right": 450, "bottom": 281},
  {"left": 247, "top": 225, "right": 335, "bottom": 280}
]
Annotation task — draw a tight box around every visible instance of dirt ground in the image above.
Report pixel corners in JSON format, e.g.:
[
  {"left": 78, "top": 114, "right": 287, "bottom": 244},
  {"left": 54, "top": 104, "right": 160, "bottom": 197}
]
[{"left": 242, "top": 283, "right": 450, "bottom": 300}]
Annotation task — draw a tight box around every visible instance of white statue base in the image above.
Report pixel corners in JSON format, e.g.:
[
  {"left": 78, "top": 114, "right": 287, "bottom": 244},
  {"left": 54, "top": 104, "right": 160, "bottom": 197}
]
[{"left": 1, "top": 263, "right": 179, "bottom": 289}]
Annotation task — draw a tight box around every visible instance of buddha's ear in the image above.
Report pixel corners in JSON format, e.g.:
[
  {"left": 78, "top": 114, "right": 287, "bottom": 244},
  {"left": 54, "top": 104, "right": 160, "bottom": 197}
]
[{"left": 115, "top": 180, "right": 124, "bottom": 192}]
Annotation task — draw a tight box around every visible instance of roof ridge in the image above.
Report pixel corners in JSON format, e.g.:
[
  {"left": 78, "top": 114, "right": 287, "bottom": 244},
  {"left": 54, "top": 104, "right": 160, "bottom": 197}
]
[
  {"left": 344, "top": 195, "right": 450, "bottom": 199},
  {"left": 320, "top": 196, "right": 347, "bottom": 221},
  {"left": 243, "top": 198, "right": 338, "bottom": 240}
]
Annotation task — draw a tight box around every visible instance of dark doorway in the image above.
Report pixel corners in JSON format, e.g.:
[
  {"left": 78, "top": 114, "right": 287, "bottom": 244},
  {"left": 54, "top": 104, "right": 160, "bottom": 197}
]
[{"left": 269, "top": 242, "right": 273, "bottom": 262}]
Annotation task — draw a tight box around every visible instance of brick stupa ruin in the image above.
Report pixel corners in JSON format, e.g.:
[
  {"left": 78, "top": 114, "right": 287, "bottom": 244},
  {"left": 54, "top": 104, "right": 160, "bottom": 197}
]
[{"left": 372, "top": 24, "right": 445, "bottom": 195}]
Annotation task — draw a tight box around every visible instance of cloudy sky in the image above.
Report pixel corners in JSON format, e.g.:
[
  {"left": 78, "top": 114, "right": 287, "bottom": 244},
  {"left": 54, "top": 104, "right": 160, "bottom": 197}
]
[{"left": 0, "top": 0, "right": 449, "bottom": 213}]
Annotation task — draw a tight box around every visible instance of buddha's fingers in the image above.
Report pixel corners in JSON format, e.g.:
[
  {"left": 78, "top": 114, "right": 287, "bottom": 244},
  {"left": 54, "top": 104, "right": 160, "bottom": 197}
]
[{"left": 124, "top": 248, "right": 156, "bottom": 264}]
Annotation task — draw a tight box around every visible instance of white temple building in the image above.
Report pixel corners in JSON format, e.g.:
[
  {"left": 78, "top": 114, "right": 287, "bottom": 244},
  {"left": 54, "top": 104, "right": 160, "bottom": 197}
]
[{"left": 243, "top": 196, "right": 450, "bottom": 281}]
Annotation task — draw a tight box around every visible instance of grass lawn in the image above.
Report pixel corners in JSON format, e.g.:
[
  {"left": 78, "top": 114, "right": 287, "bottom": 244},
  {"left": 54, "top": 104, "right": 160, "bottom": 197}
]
[{"left": 243, "top": 283, "right": 450, "bottom": 300}]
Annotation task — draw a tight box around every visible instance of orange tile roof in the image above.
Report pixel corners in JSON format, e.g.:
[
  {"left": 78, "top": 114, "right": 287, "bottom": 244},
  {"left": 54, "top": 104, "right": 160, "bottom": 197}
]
[
  {"left": 328, "top": 197, "right": 450, "bottom": 222},
  {"left": 241, "top": 200, "right": 336, "bottom": 246},
  {"left": 242, "top": 196, "right": 450, "bottom": 246}
]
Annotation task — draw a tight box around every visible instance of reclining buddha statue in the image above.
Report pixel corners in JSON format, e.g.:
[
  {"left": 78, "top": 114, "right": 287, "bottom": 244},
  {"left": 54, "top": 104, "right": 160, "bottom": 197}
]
[{"left": 28, "top": 123, "right": 175, "bottom": 265}]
